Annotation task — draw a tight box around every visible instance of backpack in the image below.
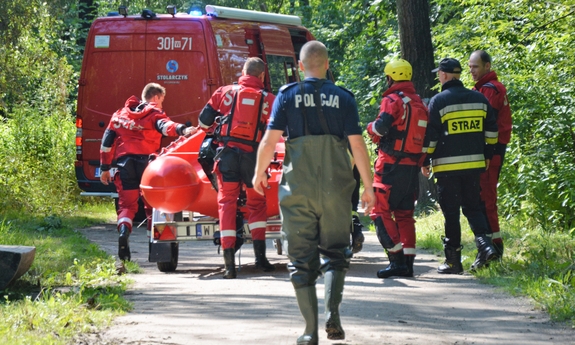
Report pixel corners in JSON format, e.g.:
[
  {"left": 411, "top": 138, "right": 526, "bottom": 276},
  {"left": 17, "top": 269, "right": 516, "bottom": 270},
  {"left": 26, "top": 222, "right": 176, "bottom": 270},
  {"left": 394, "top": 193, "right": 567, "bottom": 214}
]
[
  {"left": 217, "top": 85, "right": 268, "bottom": 147},
  {"left": 379, "top": 91, "right": 428, "bottom": 157}
]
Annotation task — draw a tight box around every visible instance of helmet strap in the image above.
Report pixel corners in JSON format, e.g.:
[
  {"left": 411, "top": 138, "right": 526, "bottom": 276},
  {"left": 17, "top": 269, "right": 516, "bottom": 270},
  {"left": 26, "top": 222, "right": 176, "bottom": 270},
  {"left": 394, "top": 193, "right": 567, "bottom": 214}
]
[{"left": 386, "top": 75, "right": 394, "bottom": 88}]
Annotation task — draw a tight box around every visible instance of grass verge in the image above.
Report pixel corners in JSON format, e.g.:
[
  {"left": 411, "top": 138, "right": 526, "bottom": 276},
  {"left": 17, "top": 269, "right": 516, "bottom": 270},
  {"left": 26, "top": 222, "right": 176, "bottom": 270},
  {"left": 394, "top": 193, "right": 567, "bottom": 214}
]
[
  {"left": 0, "top": 201, "right": 139, "bottom": 345},
  {"left": 414, "top": 210, "right": 575, "bottom": 326}
]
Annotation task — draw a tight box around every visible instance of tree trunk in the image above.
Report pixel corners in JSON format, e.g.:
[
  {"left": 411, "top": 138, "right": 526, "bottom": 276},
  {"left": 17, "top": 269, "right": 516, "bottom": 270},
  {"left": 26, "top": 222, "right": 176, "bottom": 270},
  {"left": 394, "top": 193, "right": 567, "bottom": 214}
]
[
  {"left": 396, "top": 0, "right": 438, "bottom": 210},
  {"left": 396, "top": 0, "right": 436, "bottom": 100}
]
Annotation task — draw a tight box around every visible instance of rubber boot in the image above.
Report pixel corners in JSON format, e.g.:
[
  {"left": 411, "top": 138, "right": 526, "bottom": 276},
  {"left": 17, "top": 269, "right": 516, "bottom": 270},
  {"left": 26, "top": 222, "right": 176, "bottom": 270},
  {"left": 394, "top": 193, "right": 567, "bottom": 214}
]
[
  {"left": 351, "top": 214, "right": 365, "bottom": 254},
  {"left": 470, "top": 235, "right": 499, "bottom": 271},
  {"left": 223, "top": 248, "right": 237, "bottom": 279},
  {"left": 295, "top": 286, "right": 318, "bottom": 345},
  {"left": 253, "top": 240, "right": 275, "bottom": 272},
  {"left": 405, "top": 255, "right": 415, "bottom": 277},
  {"left": 118, "top": 223, "right": 131, "bottom": 261},
  {"left": 377, "top": 250, "right": 410, "bottom": 278},
  {"left": 437, "top": 241, "right": 463, "bottom": 274},
  {"left": 324, "top": 270, "right": 346, "bottom": 340}
]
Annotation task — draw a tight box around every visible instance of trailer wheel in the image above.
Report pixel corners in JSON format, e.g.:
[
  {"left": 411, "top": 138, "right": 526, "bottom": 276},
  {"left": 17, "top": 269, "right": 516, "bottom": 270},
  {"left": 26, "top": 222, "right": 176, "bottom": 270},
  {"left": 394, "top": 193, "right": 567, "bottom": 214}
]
[
  {"left": 156, "top": 242, "right": 179, "bottom": 272},
  {"left": 274, "top": 239, "right": 282, "bottom": 255}
]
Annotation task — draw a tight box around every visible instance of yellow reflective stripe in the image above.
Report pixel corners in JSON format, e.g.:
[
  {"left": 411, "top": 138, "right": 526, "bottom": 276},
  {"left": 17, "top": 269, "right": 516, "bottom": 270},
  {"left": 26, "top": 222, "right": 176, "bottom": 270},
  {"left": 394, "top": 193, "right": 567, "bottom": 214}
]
[
  {"left": 434, "top": 154, "right": 484, "bottom": 165},
  {"left": 432, "top": 160, "right": 486, "bottom": 173},
  {"left": 485, "top": 130, "right": 498, "bottom": 145},
  {"left": 441, "top": 109, "right": 486, "bottom": 123},
  {"left": 439, "top": 103, "right": 487, "bottom": 116},
  {"left": 423, "top": 140, "right": 437, "bottom": 154}
]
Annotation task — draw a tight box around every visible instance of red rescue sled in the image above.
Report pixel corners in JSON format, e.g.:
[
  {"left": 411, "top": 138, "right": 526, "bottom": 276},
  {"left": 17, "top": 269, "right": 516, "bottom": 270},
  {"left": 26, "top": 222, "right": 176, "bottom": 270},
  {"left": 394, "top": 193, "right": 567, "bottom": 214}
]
[{"left": 140, "top": 130, "right": 284, "bottom": 272}]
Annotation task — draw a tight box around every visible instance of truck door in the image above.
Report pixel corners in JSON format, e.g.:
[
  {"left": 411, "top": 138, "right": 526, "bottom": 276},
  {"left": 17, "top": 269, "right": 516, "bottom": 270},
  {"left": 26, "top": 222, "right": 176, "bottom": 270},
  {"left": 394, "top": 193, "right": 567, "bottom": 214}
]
[
  {"left": 76, "top": 19, "right": 148, "bottom": 193},
  {"left": 258, "top": 25, "right": 300, "bottom": 94}
]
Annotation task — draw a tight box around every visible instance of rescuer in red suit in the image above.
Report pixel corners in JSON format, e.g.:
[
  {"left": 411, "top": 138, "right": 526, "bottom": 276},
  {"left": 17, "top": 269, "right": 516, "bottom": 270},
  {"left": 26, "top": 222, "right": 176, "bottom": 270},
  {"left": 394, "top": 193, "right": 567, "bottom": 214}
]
[
  {"left": 198, "top": 57, "right": 277, "bottom": 279},
  {"left": 366, "top": 59, "right": 429, "bottom": 279},
  {"left": 469, "top": 50, "right": 512, "bottom": 257},
  {"left": 100, "top": 83, "right": 196, "bottom": 261}
]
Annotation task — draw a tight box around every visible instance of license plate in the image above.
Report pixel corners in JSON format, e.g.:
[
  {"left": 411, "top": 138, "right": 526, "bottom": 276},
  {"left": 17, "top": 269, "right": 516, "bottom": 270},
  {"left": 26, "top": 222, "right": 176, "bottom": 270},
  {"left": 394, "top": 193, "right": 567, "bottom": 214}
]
[
  {"left": 196, "top": 223, "right": 217, "bottom": 238},
  {"left": 94, "top": 167, "right": 117, "bottom": 178}
]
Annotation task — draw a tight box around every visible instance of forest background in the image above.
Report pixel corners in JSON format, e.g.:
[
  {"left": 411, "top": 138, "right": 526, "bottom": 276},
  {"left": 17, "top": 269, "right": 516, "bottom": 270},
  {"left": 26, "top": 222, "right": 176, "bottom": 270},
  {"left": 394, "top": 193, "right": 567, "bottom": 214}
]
[{"left": 0, "top": 0, "right": 574, "bottom": 342}]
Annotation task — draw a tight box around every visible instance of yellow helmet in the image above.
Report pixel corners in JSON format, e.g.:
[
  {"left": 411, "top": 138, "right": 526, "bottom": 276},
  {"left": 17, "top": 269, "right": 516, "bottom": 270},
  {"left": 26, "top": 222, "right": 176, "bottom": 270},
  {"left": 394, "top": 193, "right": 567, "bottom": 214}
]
[{"left": 384, "top": 59, "right": 412, "bottom": 81}]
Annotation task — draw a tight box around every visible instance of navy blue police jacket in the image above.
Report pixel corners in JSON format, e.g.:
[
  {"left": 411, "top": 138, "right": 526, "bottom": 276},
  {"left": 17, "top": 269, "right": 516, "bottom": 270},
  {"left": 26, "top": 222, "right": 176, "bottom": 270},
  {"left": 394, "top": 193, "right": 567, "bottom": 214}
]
[{"left": 268, "top": 78, "right": 362, "bottom": 139}]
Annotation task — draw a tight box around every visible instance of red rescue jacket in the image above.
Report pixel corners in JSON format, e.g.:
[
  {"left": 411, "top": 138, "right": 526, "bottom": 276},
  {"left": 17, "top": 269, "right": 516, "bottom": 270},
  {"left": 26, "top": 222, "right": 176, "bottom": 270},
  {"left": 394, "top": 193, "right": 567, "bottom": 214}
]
[
  {"left": 474, "top": 71, "right": 512, "bottom": 145},
  {"left": 367, "top": 82, "right": 428, "bottom": 167},
  {"left": 100, "top": 96, "right": 185, "bottom": 171},
  {"left": 199, "top": 75, "right": 276, "bottom": 152}
]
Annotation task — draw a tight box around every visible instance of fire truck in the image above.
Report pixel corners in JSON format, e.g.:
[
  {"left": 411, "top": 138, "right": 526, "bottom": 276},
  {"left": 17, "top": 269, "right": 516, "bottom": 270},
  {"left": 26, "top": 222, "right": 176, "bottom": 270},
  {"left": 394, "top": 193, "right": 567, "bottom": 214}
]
[{"left": 75, "top": 5, "right": 314, "bottom": 271}]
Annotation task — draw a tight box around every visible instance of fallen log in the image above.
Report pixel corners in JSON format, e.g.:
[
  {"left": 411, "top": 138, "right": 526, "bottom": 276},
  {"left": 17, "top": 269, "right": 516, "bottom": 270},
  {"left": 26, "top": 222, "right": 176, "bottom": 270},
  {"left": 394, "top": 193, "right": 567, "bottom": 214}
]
[{"left": 0, "top": 245, "right": 36, "bottom": 290}]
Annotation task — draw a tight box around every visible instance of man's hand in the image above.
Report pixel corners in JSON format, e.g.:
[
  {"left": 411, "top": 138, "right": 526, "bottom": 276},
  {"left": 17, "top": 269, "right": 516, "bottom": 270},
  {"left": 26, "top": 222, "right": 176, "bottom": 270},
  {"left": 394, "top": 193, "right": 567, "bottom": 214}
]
[
  {"left": 361, "top": 188, "right": 376, "bottom": 215},
  {"left": 421, "top": 165, "right": 432, "bottom": 178},
  {"left": 366, "top": 122, "right": 380, "bottom": 144},
  {"left": 252, "top": 171, "right": 269, "bottom": 196},
  {"left": 183, "top": 126, "right": 198, "bottom": 136},
  {"left": 485, "top": 159, "right": 490, "bottom": 171},
  {"left": 100, "top": 170, "right": 113, "bottom": 185}
]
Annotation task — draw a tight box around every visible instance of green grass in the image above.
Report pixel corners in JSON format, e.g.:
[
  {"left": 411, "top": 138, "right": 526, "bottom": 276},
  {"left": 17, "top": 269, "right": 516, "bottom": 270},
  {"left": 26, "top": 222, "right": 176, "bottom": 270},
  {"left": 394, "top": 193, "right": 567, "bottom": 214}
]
[
  {"left": 0, "top": 201, "right": 138, "bottom": 345},
  {"left": 415, "top": 210, "right": 575, "bottom": 326}
]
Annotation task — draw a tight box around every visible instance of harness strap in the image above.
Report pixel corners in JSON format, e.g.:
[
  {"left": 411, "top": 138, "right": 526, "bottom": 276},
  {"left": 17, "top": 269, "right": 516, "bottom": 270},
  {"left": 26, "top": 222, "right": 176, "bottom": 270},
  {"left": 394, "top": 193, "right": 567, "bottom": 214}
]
[{"left": 298, "top": 80, "right": 331, "bottom": 135}]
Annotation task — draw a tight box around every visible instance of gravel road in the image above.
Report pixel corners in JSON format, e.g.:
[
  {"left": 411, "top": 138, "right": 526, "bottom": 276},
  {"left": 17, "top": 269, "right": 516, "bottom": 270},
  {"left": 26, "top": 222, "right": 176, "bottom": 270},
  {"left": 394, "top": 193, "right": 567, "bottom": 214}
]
[{"left": 77, "top": 223, "right": 574, "bottom": 345}]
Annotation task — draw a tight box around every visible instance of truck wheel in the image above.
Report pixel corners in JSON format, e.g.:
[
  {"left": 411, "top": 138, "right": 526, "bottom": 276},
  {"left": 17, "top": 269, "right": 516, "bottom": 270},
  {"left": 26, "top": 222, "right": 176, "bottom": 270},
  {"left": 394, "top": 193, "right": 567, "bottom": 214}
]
[
  {"left": 275, "top": 239, "right": 282, "bottom": 255},
  {"left": 156, "top": 242, "right": 179, "bottom": 272}
]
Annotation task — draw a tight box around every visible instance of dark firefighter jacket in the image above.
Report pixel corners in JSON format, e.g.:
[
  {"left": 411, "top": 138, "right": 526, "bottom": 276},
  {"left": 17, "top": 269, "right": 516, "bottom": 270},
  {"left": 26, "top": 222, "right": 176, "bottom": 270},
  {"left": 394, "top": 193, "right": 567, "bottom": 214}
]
[{"left": 423, "top": 79, "right": 498, "bottom": 177}]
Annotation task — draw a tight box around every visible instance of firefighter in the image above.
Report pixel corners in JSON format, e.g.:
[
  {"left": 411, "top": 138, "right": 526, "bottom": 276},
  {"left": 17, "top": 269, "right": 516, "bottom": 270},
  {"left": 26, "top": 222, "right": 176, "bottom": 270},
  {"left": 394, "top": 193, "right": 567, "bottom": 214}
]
[
  {"left": 253, "top": 41, "right": 375, "bottom": 345},
  {"left": 422, "top": 58, "right": 499, "bottom": 274},
  {"left": 468, "top": 50, "right": 512, "bottom": 257},
  {"left": 198, "top": 57, "right": 276, "bottom": 279},
  {"left": 100, "top": 83, "right": 196, "bottom": 261},
  {"left": 366, "top": 59, "right": 429, "bottom": 278}
]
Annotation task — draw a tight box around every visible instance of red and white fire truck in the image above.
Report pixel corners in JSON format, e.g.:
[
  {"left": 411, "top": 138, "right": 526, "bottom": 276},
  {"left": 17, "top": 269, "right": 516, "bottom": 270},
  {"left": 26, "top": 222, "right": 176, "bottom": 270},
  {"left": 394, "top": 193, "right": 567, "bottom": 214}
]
[{"left": 75, "top": 5, "right": 314, "bottom": 271}]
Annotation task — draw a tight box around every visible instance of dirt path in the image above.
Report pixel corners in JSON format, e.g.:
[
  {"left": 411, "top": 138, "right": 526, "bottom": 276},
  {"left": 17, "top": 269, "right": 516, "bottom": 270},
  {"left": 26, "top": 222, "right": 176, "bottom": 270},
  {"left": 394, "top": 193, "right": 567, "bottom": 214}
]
[{"left": 78, "top": 223, "right": 574, "bottom": 345}]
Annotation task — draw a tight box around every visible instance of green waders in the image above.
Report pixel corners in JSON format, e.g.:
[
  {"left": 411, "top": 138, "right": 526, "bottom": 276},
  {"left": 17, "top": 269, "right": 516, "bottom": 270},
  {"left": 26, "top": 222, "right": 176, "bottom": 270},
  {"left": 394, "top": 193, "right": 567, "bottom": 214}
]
[{"left": 279, "top": 134, "right": 355, "bottom": 344}]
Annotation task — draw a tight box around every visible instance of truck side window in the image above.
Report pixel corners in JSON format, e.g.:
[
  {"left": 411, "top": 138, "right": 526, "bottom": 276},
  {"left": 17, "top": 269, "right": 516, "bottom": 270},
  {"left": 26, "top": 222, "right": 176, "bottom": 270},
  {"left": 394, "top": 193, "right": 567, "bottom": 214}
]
[{"left": 266, "top": 55, "right": 297, "bottom": 94}]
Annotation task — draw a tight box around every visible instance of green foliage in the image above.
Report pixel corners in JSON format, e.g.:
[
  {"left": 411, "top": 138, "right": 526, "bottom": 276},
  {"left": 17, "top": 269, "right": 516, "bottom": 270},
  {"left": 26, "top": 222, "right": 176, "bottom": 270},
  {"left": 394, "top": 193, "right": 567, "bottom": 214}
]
[
  {"left": 0, "top": 109, "right": 79, "bottom": 215},
  {"left": 0, "top": 214, "right": 132, "bottom": 344},
  {"left": 431, "top": 0, "right": 575, "bottom": 231},
  {"left": 417, "top": 210, "right": 575, "bottom": 324}
]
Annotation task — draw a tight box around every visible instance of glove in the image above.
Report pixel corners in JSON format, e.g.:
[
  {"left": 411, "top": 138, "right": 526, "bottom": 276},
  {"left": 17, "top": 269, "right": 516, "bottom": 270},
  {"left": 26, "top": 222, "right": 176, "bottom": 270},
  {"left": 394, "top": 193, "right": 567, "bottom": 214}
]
[
  {"left": 183, "top": 126, "right": 198, "bottom": 136},
  {"left": 366, "top": 122, "right": 380, "bottom": 144}
]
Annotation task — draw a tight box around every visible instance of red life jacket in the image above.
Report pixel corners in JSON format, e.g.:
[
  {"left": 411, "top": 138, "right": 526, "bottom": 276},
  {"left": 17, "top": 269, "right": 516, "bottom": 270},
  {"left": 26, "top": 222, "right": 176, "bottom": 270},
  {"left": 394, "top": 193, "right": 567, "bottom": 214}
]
[
  {"left": 218, "top": 85, "right": 268, "bottom": 147},
  {"left": 380, "top": 91, "right": 428, "bottom": 157}
]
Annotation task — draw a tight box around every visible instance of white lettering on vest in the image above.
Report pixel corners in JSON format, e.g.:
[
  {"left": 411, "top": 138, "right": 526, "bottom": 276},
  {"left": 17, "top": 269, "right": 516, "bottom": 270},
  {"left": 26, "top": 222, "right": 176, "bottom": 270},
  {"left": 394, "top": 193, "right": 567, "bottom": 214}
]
[
  {"left": 223, "top": 92, "right": 233, "bottom": 107},
  {"left": 262, "top": 101, "right": 270, "bottom": 116},
  {"left": 295, "top": 93, "right": 340, "bottom": 109},
  {"left": 321, "top": 94, "right": 340, "bottom": 108}
]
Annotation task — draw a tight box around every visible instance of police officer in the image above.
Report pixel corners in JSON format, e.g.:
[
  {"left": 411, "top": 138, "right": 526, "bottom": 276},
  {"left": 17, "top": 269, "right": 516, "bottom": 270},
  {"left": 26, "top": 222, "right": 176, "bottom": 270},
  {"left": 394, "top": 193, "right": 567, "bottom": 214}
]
[
  {"left": 253, "top": 41, "right": 375, "bottom": 345},
  {"left": 422, "top": 58, "right": 499, "bottom": 274},
  {"left": 469, "top": 50, "right": 512, "bottom": 257},
  {"left": 100, "top": 83, "right": 196, "bottom": 261},
  {"left": 198, "top": 57, "right": 276, "bottom": 279},
  {"left": 366, "top": 59, "right": 429, "bottom": 278}
]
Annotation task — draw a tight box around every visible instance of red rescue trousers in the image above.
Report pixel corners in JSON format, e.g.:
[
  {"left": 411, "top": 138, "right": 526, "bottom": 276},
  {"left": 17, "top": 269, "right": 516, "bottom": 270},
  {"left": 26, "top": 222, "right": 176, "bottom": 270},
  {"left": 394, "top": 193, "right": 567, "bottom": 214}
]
[
  {"left": 113, "top": 155, "right": 153, "bottom": 232},
  {"left": 480, "top": 153, "right": 503, "bottom": 242},
  {"left": 215, "top": 148, "right": 267, "bottom": 249},
  {"left": 369, "top": 161, "right": 418, "bottom": 255}
]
